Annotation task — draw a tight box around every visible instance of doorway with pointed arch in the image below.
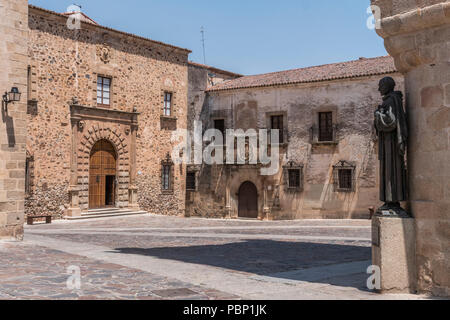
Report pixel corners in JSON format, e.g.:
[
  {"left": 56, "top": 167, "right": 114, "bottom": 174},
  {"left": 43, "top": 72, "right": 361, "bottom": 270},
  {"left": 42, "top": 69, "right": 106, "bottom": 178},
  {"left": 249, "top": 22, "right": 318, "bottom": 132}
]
[
  {"left": 238, "top": 181, "right": 258, "bottom": 219},
  {"left": 89, "top": 139, "right": 117, "bottom": 209}
]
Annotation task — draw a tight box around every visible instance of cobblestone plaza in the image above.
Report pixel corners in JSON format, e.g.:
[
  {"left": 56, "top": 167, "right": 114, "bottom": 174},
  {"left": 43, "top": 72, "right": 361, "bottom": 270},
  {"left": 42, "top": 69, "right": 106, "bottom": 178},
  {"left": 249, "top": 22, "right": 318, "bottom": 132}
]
[{"left": 0, "top": 215, "right": 426, "bottom": 300}]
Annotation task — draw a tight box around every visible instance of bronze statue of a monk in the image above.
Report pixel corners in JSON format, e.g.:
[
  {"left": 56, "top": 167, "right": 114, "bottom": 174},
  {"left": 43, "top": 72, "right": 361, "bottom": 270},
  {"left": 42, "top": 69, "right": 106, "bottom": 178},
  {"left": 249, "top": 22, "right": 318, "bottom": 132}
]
[{"left": 374, "top": 77, "right": 409, "bottom": 217}]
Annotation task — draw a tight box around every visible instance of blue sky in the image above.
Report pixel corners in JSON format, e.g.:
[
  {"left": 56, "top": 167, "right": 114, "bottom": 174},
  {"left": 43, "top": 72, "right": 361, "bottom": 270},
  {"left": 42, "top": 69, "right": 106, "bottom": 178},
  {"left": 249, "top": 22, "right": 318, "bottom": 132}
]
[{"left": 28, "top": 0, "right": 387, "bottom": 75}]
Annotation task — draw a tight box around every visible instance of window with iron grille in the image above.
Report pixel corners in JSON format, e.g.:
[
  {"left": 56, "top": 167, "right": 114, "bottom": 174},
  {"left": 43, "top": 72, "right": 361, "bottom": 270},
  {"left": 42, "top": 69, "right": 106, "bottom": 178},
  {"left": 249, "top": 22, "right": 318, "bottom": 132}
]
[
  {"left": 288, "top": 169, "right": 301, "bottom": 189},
  {"left": 318, "top": 112, "right": 333, "bottom": 142},
  {"left": 186, "top": 172, "right": 196, "bottom": 191},
  {"left": 25, "top": 156, "right": 34, "bottom": 195},
  {"left": 332, "top": 160, "right": 355, "bottom": 192},
  {"left": 283, "top": 162, "right": 303, "bottom": 192},
  {"left": 271, "top": 115, "right": 284, "bottom": 144},
  {"left": 162, "top": 165, "right": 171, "bottom": 190},
  {"left": 164, "top": 92, "right": 172, "bottom": 116},
  {"left": 27, "top": 66, "right": 32, "bottom": 101},
  {"left": 97, "top": 76, "right": 111, "bottom": 107}
]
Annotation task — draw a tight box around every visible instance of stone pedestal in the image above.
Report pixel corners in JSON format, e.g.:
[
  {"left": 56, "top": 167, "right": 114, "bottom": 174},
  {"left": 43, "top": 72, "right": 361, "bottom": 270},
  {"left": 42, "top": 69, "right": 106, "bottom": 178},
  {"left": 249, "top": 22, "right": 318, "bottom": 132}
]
[
  {"left": 370, "top": 0, "right": 450, "bottom": 296},
  {"left": 372, "top": 216, "right": 416, "bottom": 293},
  {"left": 66, "top": 185, "right": 82, "bottom": 217},
  {"left": 128, "top": 186, "right": 140, "bottom": 209}
]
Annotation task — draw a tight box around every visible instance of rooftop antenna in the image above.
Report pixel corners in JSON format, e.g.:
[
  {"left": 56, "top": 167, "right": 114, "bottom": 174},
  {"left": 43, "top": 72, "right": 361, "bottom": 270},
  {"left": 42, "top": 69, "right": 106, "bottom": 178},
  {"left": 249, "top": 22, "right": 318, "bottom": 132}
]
[{"left": 200, "top": 26, "right": 206, "bottom": 65}]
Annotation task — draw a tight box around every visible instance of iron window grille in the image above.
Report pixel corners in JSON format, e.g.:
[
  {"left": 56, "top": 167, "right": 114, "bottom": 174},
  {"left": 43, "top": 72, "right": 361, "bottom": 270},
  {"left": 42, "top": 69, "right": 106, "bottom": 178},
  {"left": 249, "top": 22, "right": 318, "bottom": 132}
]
[
  {"left": 163, "top": 92, "right": 172, "bottom": 116},
  {"left": 283, "top": 161, "right": 304, "bottom": 192},
  {"left": 310, "top": 123, "right": 338, "bottom": 144},
  {"left": 333, "top": 160, "right": 356, "bottom": 192}
]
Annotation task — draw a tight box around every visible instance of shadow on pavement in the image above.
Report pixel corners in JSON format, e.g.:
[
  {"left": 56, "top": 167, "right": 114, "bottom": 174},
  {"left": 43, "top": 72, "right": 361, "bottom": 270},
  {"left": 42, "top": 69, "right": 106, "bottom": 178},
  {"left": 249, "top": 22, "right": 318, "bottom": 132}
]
[{"left": 113, "top": 240, "right": 371, "bottom": 291}]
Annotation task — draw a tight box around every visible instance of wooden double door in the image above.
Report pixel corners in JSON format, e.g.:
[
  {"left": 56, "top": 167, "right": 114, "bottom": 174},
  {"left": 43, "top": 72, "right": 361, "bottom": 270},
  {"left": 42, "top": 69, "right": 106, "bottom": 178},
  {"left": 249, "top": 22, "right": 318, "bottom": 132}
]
[
  {"left": 89, "top": 140, "right": 117, "bottom": 209},
  {"left": 238, "top": 181, "right": 258, "bottom": 219}
]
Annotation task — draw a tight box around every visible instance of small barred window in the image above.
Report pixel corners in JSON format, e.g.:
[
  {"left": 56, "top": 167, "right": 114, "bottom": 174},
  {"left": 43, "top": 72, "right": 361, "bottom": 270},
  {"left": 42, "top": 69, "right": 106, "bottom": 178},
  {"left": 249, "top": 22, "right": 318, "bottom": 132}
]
[
  {"left": 186, "top": 172, "right": 196, "bottom": 191},
  {"left": 283, "top": 162, "right": 304, "bottom": 192},
  {"left": 333, "top": 161, "right": 356, "bottom": 192},
  {"left": 162, "top": 165, "right": 171, "bottom": 190},
  {"left": 97, "top": 76, "right": 111, "bottom": 106},
  {"left": 288, "top": 169, "right": 301, "bottom": 189}
]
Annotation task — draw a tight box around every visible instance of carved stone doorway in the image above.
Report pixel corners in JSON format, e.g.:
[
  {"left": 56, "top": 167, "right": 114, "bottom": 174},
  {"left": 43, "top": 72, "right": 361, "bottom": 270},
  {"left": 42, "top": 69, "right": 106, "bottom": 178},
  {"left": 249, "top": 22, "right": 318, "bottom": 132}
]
[
  {"left": 89, "top": 140, "right": 117, "bottom": 209},
  {"left": 238, "top": 181, "right": 258, "bottom": 219}
]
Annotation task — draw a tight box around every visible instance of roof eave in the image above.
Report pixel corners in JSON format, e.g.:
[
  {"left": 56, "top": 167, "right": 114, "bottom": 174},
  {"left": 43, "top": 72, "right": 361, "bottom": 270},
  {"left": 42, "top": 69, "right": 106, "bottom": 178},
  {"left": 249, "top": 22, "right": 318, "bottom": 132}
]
[{"left": 206, "top": 70, "right": 399, "bottom": 92}]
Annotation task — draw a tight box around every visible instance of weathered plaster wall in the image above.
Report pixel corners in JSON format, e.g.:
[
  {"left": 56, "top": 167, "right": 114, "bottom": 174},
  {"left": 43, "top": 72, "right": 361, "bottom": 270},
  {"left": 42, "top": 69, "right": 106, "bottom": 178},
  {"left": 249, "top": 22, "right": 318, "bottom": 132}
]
[
  {"left": 0, "top": 0, "right": 28, "bottom": 240},
  {"left": 26, "top": 7, "right": 189, "bottom": 217}
]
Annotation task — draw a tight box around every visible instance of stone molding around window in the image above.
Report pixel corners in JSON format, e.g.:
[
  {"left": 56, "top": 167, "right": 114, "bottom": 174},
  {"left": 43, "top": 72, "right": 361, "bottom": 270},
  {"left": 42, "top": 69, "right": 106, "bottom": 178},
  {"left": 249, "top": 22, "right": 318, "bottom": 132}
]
[
  {"left": 332, "top": 160, "right": 356, "bottom": 192},
  {"left": 283, "top": 161, "right": 304, "bottom": 192}
]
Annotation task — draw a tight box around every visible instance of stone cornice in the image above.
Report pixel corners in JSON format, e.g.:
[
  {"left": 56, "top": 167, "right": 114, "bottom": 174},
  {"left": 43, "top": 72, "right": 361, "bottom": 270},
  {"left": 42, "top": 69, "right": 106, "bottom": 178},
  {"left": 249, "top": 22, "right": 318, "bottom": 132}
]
[
  {"left": 372, "top": 1, "right": 450, "bottom": 73},
  {"left": 70, "top": 104, "right": 139, "bottom": 127},
  {"left": 375, "top": 2, "right": 450, "bottom": 38}
]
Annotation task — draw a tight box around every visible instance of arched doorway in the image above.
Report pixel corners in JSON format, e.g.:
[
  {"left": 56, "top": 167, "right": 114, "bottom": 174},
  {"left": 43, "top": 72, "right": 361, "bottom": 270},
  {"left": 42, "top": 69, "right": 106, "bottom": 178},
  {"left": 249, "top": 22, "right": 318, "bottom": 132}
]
[
  {"left": 238, "top": 181, "right": 258, "bottom": 219},
  {"left": 89, "top": 140, "right": 117, "bottom": 209}
]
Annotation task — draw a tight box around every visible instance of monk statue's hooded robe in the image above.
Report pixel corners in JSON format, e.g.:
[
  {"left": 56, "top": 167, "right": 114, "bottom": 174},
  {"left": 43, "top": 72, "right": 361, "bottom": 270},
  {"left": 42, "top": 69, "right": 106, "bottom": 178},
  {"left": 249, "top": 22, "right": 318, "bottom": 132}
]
[{"left": 374, "top": 90, "right": 408, "bottom": 205}]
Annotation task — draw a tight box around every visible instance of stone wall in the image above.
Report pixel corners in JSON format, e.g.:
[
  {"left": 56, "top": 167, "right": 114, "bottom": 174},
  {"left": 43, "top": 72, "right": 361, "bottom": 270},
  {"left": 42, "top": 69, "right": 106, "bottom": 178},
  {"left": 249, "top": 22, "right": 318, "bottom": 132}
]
[
  {"left": 26, "top": 6, "right": 189, "bottom": 217},
  {"left": 0, "top": 0, "right": 28, "bottom": 240},
  {"left": 188, "top": 63, "right": 241, "bottom": 132},
  {"left": 187, "top": 73, "right": 405, "bottom": 220},
  {"left": 371, "top": 0, "right": 449, "bottom": 297}
]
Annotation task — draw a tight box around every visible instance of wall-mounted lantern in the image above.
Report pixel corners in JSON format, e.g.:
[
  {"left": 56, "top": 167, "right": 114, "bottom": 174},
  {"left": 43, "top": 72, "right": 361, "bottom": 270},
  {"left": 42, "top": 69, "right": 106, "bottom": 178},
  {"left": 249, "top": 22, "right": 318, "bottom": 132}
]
[{"left": 2, "top": 87, "right": 21, "bottom": 112}]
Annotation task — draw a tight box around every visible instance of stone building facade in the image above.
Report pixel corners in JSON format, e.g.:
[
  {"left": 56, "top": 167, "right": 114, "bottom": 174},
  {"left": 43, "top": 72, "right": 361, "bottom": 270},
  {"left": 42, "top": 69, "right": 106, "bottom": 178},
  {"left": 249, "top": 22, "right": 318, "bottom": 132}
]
[
  {"left": 0, "top": 0, "right": 28, "bottom": 240},
  {"left": 25, "top": 6, "right": 190, "bottom": 218},
  {"left": 188, "top": 61, "right": 242, "bottom": 134},
  {"left": 371, "top": 0, "right": 449, "bottom": 297},
  {"left": 186, "top": 57, "right": 404, "bottom": 220}
]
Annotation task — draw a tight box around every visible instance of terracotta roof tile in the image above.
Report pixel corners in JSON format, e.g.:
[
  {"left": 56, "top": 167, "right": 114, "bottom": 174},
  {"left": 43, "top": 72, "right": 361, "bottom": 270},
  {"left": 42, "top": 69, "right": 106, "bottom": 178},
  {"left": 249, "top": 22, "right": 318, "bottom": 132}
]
[{"left": 207, "top": 56, "right": 397, "bottom": 92}]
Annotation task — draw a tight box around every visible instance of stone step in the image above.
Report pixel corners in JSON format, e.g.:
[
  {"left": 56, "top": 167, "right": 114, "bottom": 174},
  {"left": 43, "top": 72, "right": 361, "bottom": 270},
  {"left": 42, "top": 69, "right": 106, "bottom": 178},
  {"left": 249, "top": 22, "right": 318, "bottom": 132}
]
[
  {"left": 66, "top": 209, "right": 148, "bottom": 220},
  {"left": 84, "top": 209, "right": 137, "bottom": 216},
  {"left": 87, "top": 208, "right": 122, "bottom": 214}
]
